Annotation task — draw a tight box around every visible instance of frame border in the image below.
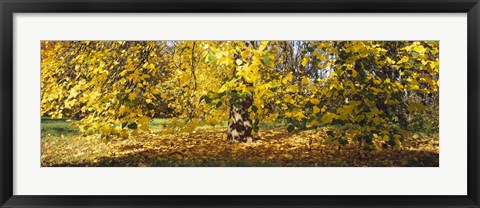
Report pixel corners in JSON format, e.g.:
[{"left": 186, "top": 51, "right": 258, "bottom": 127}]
[{"left": 1, "top": 0, "right": 479, "bottom": 207}]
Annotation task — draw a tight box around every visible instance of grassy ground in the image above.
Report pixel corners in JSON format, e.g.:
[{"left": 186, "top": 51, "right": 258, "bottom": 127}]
[
  {"left": 41, "top": 118, "right": 80, "bottom": 137},
  {"left": 41, "top": 118, "right": 439, "bottom": 167}
]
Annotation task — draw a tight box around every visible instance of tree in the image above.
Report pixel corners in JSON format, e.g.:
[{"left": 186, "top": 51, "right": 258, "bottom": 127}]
[
  {"left": 226, "top": 41, "right": 254, "bottom": 142},
  {"left": 298, "top": 41, "right": 439, "bottom": 149}
]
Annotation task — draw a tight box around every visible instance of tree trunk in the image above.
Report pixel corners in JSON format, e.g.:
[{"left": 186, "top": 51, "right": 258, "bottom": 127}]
[
  {"left": 227, "top": 41, "right": 254, "bottom": 143},
  {"left": 227, "top": 96, "right": 253, "bottom": 143}
]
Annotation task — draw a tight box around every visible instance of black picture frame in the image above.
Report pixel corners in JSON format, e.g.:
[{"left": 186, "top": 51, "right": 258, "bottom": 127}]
[{"left": 1, "top": 0, "right": 479, "bottom": 207}]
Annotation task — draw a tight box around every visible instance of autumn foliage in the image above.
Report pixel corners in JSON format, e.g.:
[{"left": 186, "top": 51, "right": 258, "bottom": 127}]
[{"left": 41, "top": 40, "right": 439, "bottom": 166}]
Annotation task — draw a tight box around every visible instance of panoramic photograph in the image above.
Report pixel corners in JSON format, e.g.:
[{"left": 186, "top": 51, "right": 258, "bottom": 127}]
[{"left": 41, "top": 40, "right": 439, "bottom": 167}]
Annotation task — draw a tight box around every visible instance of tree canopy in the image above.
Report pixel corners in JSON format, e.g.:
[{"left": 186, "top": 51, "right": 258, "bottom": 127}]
[{"left": 41, "top": 40, "right": 439, "bottom": 150}]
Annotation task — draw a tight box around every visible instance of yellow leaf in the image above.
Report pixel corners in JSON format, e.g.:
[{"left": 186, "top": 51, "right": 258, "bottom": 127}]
[
  {"left": 407, "top": 102, "right": 426, "bottom": 112},
  {"left": 119, "top": 106, "right": 127, "bottom": 114},
  {"left": 308, "top": 120, "right": 319, "bottom": 127},
  {"left": 310, "top": 98, "right": 320, "bottom": 105},
  {"left": 139, "top": 116, "right": 150, "bottom": 123},
  {"left": 398, "top": 56, "right": 409, "bottom": 64},
  {"left": 258, "top": 41, "right": 269, "bottom": 51},
  {"left": 128, "top": 93, "right": 136, "bottom": 101},
  {"left": 301, "top": 77, "right": 309, "bottom": 85},
  {"left": 313, "top": 106, "right": 320, "bottom": 114},
  {"left": 160, "top": 93, "right": 167, "bottom": 99},
  {"left": 301, "top": 57, "right": 310, "bottom": 67},
  {"left": 102, "top": 125, "right": 111, "bottom": 134},
  {"left": 321, "top": 106, "right": 327, "bottom": 113},
  {"left": 413, "top": 45, "right": 426, "bottom": 54},
  {"left": 241, "top": 50, "right": 250, "bottom": 59},
  {"left": 352, "top": 69, "right": 357, "bottom": 78},
  {"left": 139, "top": 125, "right": 149, "bottom": 131},
  {"left": 286, "top": 85, "right": 298, "bottom": 93},
  {"left": 69, "top": 88, "right": 79, "bottom": 98}
]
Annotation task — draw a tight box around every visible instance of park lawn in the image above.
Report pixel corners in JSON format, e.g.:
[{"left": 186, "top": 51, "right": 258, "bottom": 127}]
[{"left": 41, "top": 119, "right": 439, "bottom": 167}]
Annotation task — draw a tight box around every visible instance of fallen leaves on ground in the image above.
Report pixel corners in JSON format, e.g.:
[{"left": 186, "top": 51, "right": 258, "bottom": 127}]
[{"left": 41, "top": 127, "right": 439, "bottom": 167}]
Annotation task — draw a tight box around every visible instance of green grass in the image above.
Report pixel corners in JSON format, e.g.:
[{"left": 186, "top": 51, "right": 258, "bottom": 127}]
[
  {"left": 41, "top": 118, "right": 181, "bottom": 137},
  {"left": 41, "top": 118, "right": 79, "bottom": 137},
  {"left": 146, "top": 118, "right": 282, "bottom": 132},
  {"left": 41, "top": 117, "right": 285, "bottom": 137},
  {"left": 149, "top": 118, "right": 173, "bottom": 132}
]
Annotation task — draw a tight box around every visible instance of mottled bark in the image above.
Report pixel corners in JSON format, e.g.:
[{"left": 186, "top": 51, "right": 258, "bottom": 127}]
[{"left": 227, "top": 95, "right": 253, "bottom": 143}]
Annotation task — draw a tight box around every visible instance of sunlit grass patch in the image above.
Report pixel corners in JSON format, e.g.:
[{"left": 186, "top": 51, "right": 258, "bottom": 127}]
[{"left": 41, "top": 118, "right": 79, "bottom": 137}]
